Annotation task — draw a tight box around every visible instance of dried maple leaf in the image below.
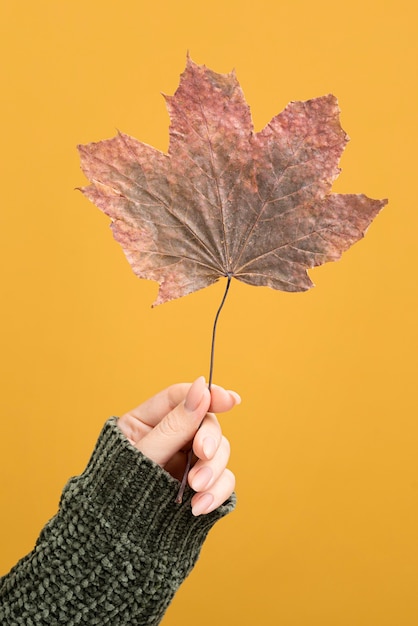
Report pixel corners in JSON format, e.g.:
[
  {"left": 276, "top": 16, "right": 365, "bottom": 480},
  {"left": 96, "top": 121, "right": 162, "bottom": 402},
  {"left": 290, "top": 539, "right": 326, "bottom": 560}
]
[
  {"left": 78, "top": 57, "right": 387, "bottom": 308},
  {"left": 78, "top": 58, "right": 387, "bottom": 502}
]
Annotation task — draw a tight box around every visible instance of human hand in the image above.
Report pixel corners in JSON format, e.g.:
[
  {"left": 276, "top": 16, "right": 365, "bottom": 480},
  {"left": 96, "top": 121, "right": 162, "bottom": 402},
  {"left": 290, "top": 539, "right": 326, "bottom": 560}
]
[{"left": 117, "top": 376, "right": 240, "bottom": 516}]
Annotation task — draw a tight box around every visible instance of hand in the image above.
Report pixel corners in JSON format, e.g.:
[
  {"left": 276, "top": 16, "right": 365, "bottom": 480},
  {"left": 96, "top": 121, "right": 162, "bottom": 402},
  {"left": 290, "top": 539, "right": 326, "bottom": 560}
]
[{"left": 117, "top": 376, "right": 240, "bottom": 516}]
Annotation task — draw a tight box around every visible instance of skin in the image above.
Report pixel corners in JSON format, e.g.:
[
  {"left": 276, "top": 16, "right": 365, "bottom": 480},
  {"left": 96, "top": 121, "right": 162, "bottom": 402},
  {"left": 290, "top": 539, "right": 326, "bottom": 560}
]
[{"left": 117, "top": 376, "right": 240, "bottom": 516}]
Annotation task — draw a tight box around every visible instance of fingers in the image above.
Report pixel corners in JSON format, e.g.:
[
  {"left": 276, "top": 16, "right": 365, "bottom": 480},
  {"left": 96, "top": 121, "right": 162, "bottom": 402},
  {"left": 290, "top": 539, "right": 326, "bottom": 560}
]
[
  {"left": 189, "top": 433, "right": 230, "bottom": 490},
  {"left": 119, "top": 379, "right": 241, "bottom": 449},
  {"left": 191, "top": 469, "right": 236, "bottom": 516},
  {"left": 191, "top": 412, "right": 223, "bottom": 461},
  {"left": 188, "top": 414, "right": 235, "bottom": 516},
  {"left": 124, "top": 381, "right": 240, "bottom": 429},
  {"left": 134, "top": 376, "right": 210, "bottom": 466}
]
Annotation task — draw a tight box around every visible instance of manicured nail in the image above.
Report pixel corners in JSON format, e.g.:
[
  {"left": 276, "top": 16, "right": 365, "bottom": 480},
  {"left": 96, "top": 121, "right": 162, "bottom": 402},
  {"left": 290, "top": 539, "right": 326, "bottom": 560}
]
[
  {"left": 191, "top": 466, "right": 213, "bottom": 491},
  {"left": 185, "top": 376, "right": 206, "bottom": 412},
  {"left": 203, "top": 436, "right": 217, "bottom": 459},
  {"left": 228, "top": 390, "right": 241, "bottom": 405},
  {"left": 192, "top": 493, "right": 214, "bottom": 516}
]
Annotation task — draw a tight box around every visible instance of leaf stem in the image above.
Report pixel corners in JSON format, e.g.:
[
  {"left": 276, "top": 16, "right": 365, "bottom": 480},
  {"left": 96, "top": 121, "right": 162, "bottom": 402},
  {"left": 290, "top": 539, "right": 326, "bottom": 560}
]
[
  {"left": 208, "top": 273, "right": 232, "bottom": 390},
  {"left": 175, "top": 274, "right": 232, "bottom": 504}
]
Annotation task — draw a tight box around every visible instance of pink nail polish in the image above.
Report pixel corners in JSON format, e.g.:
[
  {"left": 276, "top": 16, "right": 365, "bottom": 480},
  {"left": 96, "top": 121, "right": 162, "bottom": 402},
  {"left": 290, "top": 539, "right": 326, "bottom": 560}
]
[
  {"left": 191, "top": 466, "right": 213, "bottom": 491},
  {"left": 203, "top": 436, "right": 216, "bottom": 459},
  {"left": 192, "top": 493, "right": 214, "bottom": 516},
  {"left": 184, "top": 376, "right": 206, "bottom": 412}
]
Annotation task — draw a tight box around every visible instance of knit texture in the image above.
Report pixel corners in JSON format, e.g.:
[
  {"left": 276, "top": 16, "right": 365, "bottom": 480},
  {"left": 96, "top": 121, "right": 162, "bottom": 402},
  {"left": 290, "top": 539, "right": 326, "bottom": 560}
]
[{"left": 0, "top": 418, "right": 235, "bottom": 625}]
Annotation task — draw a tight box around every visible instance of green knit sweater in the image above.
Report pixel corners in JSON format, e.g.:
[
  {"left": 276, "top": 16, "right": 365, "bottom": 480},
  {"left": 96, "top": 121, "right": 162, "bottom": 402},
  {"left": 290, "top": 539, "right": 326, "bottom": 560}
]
[{"left": 0, "top": 418, "right": 235, "bottom": 625}]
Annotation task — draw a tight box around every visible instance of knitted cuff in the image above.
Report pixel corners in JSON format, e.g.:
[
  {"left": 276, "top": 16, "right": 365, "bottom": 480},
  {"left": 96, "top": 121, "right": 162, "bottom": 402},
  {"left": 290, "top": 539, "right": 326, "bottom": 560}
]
[{"left": 61, "top": 418, "right": 236, "bottom": 567}]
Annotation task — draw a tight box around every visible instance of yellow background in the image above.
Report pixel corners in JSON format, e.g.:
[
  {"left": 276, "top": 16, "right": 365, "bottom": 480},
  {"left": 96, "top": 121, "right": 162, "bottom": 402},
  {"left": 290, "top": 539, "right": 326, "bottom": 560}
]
[{"left": 0, "top": 1, "right": 417, "bottom": 624}]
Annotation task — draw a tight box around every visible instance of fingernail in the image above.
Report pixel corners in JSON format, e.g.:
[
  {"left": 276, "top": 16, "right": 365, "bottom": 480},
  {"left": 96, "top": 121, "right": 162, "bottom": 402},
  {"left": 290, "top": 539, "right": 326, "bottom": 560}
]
[
  {"left": 203, "top": 436, "right": 217, "bottom": 459},
  {"left": 228, "top": 390, "right": 242, "bottom": 405},
  {"left": 192, "top": 493, "right": 214, "bottom": 516},
  {"left": 191, "top": 466, "right": 213, "bottom": 491},
  {"left": 185, "top": 376, "right": 206, "bottom": 412}
]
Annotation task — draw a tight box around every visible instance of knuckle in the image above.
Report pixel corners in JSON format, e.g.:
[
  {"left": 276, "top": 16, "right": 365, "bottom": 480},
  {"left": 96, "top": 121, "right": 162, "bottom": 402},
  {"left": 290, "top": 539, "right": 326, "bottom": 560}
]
[
  {"left": 215, "top": 468, "right": 235, "bottom": 500},
  {"left": 220, "top": 435, "right": 231, "bottom": 456},
  {"left": 159, "top": 410, "right": 183, "bottom": 437},
  {"left": 224, "top": 468, "right": 236, "bottom": 491}
]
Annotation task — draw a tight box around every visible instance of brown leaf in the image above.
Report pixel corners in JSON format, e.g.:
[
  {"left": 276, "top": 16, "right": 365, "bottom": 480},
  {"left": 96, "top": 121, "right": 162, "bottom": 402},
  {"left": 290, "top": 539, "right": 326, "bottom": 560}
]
[{"left": 78, "top": 57, "right": 387, "bottom": 305}]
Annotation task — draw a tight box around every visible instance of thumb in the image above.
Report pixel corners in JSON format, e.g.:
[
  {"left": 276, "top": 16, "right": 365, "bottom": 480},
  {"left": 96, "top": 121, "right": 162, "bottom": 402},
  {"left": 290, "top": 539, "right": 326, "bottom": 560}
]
[{"left": 135, "top": 376, "right": 210, "bottom": 467}]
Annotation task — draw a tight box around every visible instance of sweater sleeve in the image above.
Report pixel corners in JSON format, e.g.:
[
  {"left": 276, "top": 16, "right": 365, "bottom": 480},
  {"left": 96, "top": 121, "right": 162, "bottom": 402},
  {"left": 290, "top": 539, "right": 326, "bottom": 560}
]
[{"left": 0, "top": 418, "right": 236, "bottom": 625}]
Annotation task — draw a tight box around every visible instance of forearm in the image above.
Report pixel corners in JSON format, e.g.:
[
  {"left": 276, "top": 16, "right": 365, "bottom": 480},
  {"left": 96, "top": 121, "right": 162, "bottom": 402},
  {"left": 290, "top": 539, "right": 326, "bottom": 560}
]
[{"left": 0, "top": 418, "right": 235, "bottom": 625}]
